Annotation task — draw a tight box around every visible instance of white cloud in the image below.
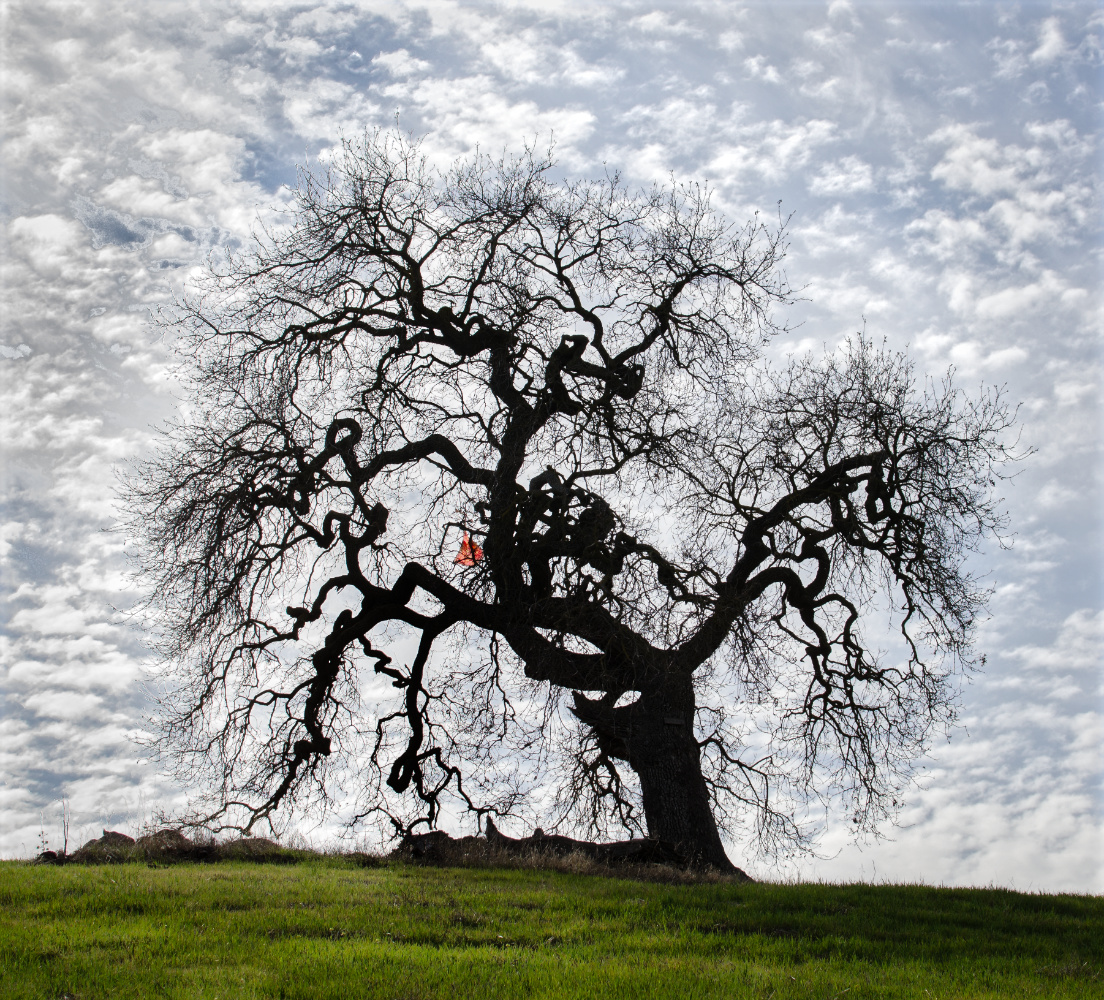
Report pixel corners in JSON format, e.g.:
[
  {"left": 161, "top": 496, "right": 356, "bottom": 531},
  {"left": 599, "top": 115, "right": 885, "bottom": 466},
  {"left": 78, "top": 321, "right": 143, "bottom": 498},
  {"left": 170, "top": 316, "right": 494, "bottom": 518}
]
[
  {"left": 375, "top": 74, "right": 596, "bottom": 157},
  {"left": 283, "top": 77, "right": 382, "bottom": 141},
  {"left": 22, "top": 690, "right": 106, "bottom": 722},
  {"left": 827, "top": 0, "right": 857, "bottom": 24},
  {"left": 929, "top": 124, "right": 1034, "bottom": 198},
  {"left": 808, "top": 155, "right": 874, "bottom": 196},
  {"left": 370, "top": 48, "right": 430, "bottom": 76},
  {"left": 708, "top": 117, "right": 837, "bottom": 185},
  {"left": 1008, "top": 608, "right": 1103, "bottom": 675},
  {"left": 743, "top": 55, "right": 782, "bottom": 84},
  {"left": 987, "top": 36, "right": 1029, "bottom": 79},
  {"left": 973, "top": 269, "right": 1075, "bottom": 320},
  {"left": 468, "top": 30, "right": 623, "bottom": 89},
  {"left": 717, "top": 30, "right": 743, "bottom": 52},
  {"left": 946, "top": 339, "right": 1028, "bottom": 372},
  {"left": 795, "top": 203, "right": 874, "bottom": 258},
  {"left": 630, "top": 10, "right": 701, "bottom": 39},
  {"left": 1031, "top": 17, "right": 1067, "bottom": 64},
  {"left": 620, "top": 96, "right": 722, "bottom": 152},
  {"left": 904, "top": 208, "right": 987, "bottom": 260},
  {"left": 1035, "top": 479, "right": 1078, "bottom": 510},
  {"left": 919, "top": 121, "right": 1096, "bottom": 264},
  {"left": 803, "top": 23, "right": 855, "bottom": 52}
]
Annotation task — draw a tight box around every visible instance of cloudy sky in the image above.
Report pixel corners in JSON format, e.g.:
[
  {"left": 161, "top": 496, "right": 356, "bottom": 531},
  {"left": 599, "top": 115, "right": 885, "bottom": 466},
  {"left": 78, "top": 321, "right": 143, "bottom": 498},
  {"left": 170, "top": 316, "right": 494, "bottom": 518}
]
[{"left": 1, "top": 0, "right": 1100, "bottom": 890}]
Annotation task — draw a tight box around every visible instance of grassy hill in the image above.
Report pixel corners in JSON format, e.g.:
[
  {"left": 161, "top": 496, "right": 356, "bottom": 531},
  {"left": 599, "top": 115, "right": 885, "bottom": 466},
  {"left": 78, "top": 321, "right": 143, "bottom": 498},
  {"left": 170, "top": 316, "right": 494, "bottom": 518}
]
[{"left": 1, "top": 858, "right": 1099, "bottom": 998}]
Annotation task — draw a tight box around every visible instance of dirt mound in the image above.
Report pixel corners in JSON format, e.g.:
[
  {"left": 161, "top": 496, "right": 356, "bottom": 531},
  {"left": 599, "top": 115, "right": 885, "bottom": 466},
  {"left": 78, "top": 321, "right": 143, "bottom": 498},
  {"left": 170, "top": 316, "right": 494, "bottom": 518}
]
[
  {"left": 135, "top": 829, "right": 192, "bottom": 851},
  {"left": 62, "top": 828, "right": 212, "bottom": 864},
  {"left": 55, "top": 829, "right": 311, "bottom": 865},
  {"left": 101, "top": 830, "right": 135, "bottom": 846},
  {"left": 62, "top": 829, "right": 142, "bottom": 864},
  {"left": 132, "top": 829, "right": 215, "bottom": 862}
]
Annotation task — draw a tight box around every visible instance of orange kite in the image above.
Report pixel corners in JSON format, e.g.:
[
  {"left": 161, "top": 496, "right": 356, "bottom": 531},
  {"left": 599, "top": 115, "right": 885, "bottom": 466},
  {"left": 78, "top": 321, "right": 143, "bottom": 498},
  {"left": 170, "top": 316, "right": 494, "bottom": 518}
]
[{"left": 454, "top": 532, "right": 484, "bottom": 566}]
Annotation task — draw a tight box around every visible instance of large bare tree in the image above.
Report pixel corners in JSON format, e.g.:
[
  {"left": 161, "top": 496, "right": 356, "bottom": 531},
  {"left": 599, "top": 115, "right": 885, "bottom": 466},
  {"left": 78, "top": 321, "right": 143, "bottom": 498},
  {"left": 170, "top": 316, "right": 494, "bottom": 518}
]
[{"left": 127, "top": 132, "right": 1017, "bottom": 871}]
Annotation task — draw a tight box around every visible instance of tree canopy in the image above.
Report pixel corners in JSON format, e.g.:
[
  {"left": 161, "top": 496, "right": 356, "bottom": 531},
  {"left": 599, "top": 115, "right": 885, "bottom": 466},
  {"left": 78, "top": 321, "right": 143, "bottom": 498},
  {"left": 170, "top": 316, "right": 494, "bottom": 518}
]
[{"left": 126, "top": 131, "right": 1017, "bottom": 870}]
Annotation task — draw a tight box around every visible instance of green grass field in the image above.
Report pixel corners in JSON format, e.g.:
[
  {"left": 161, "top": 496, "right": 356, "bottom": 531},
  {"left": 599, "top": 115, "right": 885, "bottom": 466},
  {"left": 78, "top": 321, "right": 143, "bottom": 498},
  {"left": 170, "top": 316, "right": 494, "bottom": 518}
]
[{"left": 1, "top": 859, "right": 1099, "bottom": 999}]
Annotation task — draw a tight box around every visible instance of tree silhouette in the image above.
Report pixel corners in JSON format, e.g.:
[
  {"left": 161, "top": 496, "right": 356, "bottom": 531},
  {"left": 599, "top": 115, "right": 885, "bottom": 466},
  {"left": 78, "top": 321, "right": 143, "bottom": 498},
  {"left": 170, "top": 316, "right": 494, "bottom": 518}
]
[{"left": 127, "top": 132, "right": 1017, "bottom": 871}]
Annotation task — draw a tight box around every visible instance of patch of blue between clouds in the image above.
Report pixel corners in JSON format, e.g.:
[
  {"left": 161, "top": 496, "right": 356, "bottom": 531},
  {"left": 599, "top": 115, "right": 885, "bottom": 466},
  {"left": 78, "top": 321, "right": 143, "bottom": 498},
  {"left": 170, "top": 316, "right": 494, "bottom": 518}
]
[{"left": 70, "top": 196, "right": 232, "bottom": 253}]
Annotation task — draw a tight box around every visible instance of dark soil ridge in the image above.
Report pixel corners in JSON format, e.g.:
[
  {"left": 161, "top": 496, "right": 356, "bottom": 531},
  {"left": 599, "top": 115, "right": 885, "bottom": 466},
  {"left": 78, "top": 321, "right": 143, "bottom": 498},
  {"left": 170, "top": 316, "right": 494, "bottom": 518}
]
[
  {"left": 396, "top": 817, "right": 752, "bottom": 880},
  {"left": 33, "top": 821, "right": 752, "bottom": 881}
]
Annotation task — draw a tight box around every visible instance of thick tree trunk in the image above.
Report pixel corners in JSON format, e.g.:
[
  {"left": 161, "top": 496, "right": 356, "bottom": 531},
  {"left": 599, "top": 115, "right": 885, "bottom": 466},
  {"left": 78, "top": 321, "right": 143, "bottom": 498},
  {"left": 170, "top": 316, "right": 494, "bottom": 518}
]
[
  {"left": 632, "top": 733, "right": 734, "bottom": 872},
  {"left": 575, "top": 670, "right": 743, "bottom": 874},
  {"left": 574, "top": 671, "right": 746, "bottom": 874},
  {"left": 628, "top": 679, "right": 737, "bottom": 872}
]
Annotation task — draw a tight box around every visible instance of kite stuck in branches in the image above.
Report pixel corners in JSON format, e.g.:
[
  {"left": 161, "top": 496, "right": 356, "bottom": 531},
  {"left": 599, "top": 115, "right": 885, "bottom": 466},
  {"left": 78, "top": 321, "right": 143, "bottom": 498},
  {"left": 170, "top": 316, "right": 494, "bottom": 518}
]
[{"left": 454, "top": 532, "right": 483, "bottom": 566}]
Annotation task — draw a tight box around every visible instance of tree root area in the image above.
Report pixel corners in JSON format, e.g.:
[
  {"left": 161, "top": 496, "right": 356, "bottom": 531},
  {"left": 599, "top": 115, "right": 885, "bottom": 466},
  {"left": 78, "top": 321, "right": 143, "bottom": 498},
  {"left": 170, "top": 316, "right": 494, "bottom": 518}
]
[{"left": 393, "top": 818, "right": 753, "bottom": 880}]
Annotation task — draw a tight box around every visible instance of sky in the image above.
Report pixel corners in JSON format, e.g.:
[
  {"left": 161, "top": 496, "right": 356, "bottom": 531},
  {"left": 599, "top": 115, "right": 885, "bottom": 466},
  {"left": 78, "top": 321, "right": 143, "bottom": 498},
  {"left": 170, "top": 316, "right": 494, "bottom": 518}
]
[{"left": 1, "top": 0, "right": 1100, "bottom": 891}]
